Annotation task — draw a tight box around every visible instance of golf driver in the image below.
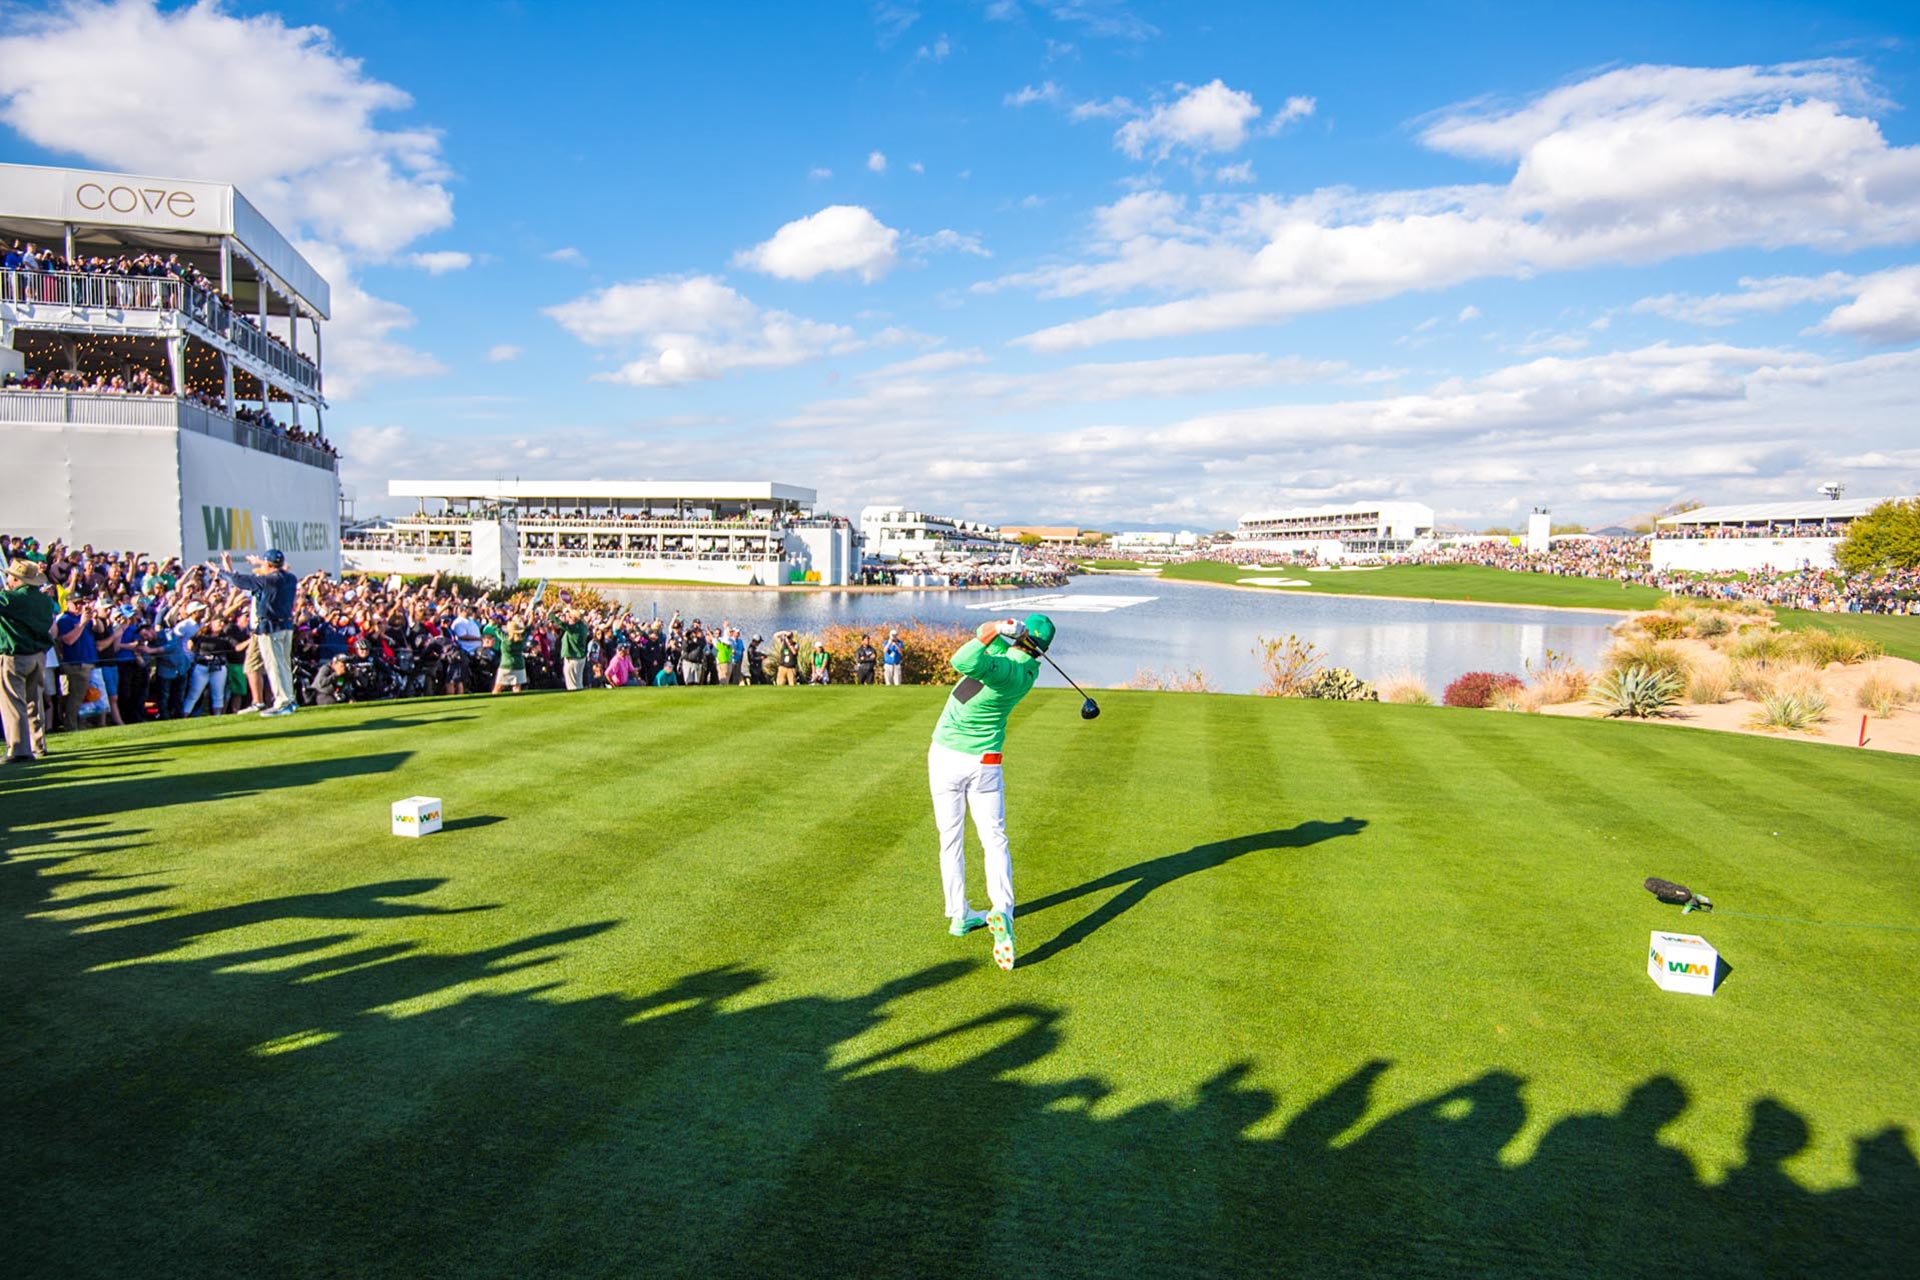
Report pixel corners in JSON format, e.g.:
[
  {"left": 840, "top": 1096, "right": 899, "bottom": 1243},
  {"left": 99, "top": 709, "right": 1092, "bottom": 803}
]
[{"left": 1025, "top": 642, "right": 1100, "bottom": 719}]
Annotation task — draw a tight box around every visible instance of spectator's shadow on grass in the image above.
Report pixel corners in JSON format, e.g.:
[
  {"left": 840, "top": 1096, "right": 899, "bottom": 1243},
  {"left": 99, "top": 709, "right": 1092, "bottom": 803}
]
[{"left": 1019, "top": 818, "right": 1368, "bottom": 967}]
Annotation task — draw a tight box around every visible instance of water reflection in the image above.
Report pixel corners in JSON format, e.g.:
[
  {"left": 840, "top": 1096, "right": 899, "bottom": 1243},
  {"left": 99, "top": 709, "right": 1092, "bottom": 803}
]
[{"left": 590, "top": 578, "right": 1621, "bottom": 694}]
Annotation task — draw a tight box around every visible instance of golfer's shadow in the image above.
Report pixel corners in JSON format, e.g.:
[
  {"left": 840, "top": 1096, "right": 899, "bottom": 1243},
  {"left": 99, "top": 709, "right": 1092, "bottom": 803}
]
[{"left": 1019, "top": 818, "right": 1367, "bottom": 967}]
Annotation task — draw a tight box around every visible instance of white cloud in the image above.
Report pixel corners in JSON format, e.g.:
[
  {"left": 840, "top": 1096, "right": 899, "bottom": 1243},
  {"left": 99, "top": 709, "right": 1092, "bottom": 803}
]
[
  {"left": 405, "top": 250, "right": 472, "bottom": 274},
  {"left": 872, "top": 3, "right": 919, "bottom": 46},
  {"left": 543, "top": 275, "right": 857, "bottom": 387},
  {"left": 734, "top": 205, "right": 902, "bottom": 283},
  {"left": 485, "top": 344, "right": 523, "bottom": 364},
  {"left": 1005, "top": 81, "right": 1061, "bottom": 107},
  {"left": 1269, "top": 95, "right": 1316, "bottom": 131},
  {"left": 915, "top": 34, "right": 950, "bottom": 62},
  {"left": 1633, "top": 263, "right": 1920, "bottom": 343},
  {"left": 856, "top": 349, "right": 991, "bottom": 381},
  {"left": 1070, "top": 95, "right": 1135, "bottom": 121},
  {"left": 1214, "top": 161, "right": 1256, "bottom": 185},
  {"left": 808, "top": 166, "right": 833, "bottom": 180},
  {"left": 0, "top": 0, "right": 456, "bottom": 398},
  {"left": 909, "top": 228, "right": 990, "bottom": 259},
  {"left": 1634, "top": 272, "right": 1857, "bottom": 324},
  {"left": 868, "top": 150, "right": 888, "bottom": 173},
  {"left": 909, "top": 161, "right": 925, "bottom": 174},
  {"left": 1003, "top": 61, "right": 1920, "bottom": 351},
  {"left": 544, "top": 246, "right": 586, "bottom": 264},
  {"left": 1115, "top": 79, "right": 1263, "bottom": 159},
  {"left": 300, "top": 243, "right": 445, "bottom": 399},
  {"left": 1815, "top": 265, "right": 1920, "bottom": 343},
  {"left": 1457, "top": 305, "right": 1481, "bottom": 322},
  {"left": 783, "top": 351, "right": 1352, "bottom": 428}
]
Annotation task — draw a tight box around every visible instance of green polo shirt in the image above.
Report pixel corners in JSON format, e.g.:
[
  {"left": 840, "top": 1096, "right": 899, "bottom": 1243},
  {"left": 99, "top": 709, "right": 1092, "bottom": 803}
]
[
  {"left": 931, "top": 636, "right": 1039, "bottom": 755},
  {"left": 0, "top": 585, "right": 57, "bottom": 656},
  {"left": 559, "top": 621, "right": 591, "bottom": 659}
]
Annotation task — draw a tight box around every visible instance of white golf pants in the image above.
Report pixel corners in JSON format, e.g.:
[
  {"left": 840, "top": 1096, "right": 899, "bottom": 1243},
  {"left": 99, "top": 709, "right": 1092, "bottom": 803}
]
[{"left": 928, "top": 741, "right": 1014, "bottom": 920}]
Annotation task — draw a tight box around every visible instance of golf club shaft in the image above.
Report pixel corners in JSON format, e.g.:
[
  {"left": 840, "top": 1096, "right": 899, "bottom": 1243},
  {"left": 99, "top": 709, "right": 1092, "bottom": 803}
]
[{"left": 1036, "top": 647, "right": 1092, "bottom": 700}]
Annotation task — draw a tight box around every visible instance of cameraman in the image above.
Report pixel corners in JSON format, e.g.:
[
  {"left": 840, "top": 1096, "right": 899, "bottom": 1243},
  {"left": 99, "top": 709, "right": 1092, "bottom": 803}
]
[{"left": 310, "top": 654, "right": 354, "bottom": 706}]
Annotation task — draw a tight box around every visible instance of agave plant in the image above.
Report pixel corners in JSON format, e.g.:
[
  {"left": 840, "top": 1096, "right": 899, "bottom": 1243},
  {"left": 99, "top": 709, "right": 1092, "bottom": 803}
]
[
  {"left": 1588, "top": 664, "right": 1684, "bottom": 719},
  {"left": 1752, "top": 689, "right": 1830, "bottom": 732}
]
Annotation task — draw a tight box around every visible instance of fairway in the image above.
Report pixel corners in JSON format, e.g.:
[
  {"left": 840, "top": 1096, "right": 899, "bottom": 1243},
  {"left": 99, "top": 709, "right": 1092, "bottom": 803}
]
[
  {"left": 4, "top": 690, "right": 1916, "bottom": 1277},
  {"left": 1162, "top": 559, "right": 1668, "bottom": 608}
]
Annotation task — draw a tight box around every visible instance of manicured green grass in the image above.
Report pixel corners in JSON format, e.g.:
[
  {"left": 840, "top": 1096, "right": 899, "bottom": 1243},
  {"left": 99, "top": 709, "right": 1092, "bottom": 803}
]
[
  {"left": 1776, "top": 609, "right": 1920, "bottom": 662},
  {"left": 1162, "top": 559, "right": 1667, "bottom": 609},
  {"left": 4, "top": 691, "right": 1916, "bottom": 1276}
]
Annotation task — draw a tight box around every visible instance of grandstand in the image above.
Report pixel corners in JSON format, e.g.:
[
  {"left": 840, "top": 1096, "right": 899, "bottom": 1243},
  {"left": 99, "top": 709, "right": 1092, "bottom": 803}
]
[
  {"left": 345, "top": 480, "right": 858, "bottom": 586},
  {"left": 1236, "top": 501, "right": 1435, "bottom": 562},
  {"left": 859, "top": 505, "right": 1008, "bottom": 563},
  {"left": 1652, "top": 497, "right": 1899, "bottom": 572},
  {"left": 1, "top": 163, "right": 339, "bottom": 573}
]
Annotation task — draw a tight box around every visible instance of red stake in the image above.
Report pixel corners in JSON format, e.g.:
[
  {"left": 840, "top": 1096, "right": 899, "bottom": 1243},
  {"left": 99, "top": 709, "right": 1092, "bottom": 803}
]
[{"left": 1860, "top": 714, "right": 1869, "bottom": 748}]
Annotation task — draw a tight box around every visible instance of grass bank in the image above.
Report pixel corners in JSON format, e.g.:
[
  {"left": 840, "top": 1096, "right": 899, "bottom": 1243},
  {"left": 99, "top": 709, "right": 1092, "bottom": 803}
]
[
  {"left": 1161, "top": 559, "right": 1665, "bottom": 609},
  {"left": 1776, "top": 609, "right": 1920, "bottom": 662},
  {"left": 1163, "top": 561, "right": 1920, "bottom": 660},
  {"left": 4, "top": 691, "right": 1915, "bottom": 1276}
]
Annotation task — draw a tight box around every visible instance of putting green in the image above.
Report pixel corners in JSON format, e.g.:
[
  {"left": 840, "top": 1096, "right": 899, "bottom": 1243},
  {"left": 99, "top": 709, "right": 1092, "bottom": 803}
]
[{"left": 3, "top": 689, "right": 1915, "bottom": 1276}]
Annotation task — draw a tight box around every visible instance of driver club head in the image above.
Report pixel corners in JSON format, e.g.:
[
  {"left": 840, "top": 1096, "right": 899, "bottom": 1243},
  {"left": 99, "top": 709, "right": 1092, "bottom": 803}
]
[{"left": 1080, "top": 698, "right": 1101, "bottom": 720}]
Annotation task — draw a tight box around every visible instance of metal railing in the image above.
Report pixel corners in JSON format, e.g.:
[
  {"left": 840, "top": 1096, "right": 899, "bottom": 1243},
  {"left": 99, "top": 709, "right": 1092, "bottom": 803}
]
[
  {"left": 1, "top": 268, "right": 322, "bottom": 393},
  {"left": 0, "top": 389, "right": 336, "bottom": 473}
]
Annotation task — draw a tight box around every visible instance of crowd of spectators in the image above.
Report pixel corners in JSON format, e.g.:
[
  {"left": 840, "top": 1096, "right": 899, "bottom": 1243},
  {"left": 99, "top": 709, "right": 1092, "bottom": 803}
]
[
  {"left": 0, "top": 534, "right": 943, "bottom": 746},
  {"left": 2, "top": 361, "right": 335, "bottom": 460},
  {"left": 3, "top": 240, "right": 305, "bottom": 364}
]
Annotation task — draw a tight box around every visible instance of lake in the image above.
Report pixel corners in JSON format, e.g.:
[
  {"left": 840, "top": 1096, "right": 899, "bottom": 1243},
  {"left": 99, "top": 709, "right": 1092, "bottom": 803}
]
[{"left": 591, "top": 576, "right": 1622, "bottom": 695}]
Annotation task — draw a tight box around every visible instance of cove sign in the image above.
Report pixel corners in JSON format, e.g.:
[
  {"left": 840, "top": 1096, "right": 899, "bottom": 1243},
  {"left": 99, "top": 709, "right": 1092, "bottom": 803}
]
[{"left": 1648, "top": 931, "right": 1720, "bottom": 996}]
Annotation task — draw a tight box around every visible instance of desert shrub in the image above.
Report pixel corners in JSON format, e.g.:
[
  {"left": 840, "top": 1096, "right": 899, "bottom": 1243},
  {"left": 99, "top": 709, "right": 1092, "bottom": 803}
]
[
  {"left": 811, "top": 621, "right": 975, "bottom": 685},
  {"left": 1726, "top": 659, "right": 1775, "bottom": 702},
  {"left": 1253, "top": 634, "right": 1324, "bottom": 697},
  {"left": 1378, "top": 674, "right": 1433, "bottom": 706},
  {"left": 1727, "top": 631, "right": 1790, "bottom": 665},
  {"left": 1785, "top": 628, "right": 1883, "bottom": 667},
  {"left": 1686, "top": 668, "right": 1732, "bottom": 705},
  {"left": 1636, "top": 613, "right": 1691, "bottom": 640},
  {"left": 1525, "top": 651, "right": 1589, "bottom": 705},
  {"left": 1751, "top": 687, "right": 1829, "bottom": 732},
  {"left": 1443, "top": 671, "right": 1524, "bottom": 709},
  {"left": 1855, "top": 673, "right": 1907, "bottom": 717},
  {"left": 1122, "top": 665, "right": 1217, "bottom": 693},
  {"left": 1604, "top": 638, "right": 1692, "bottom": 681},
  {"left": 1695, "top": 613, "right": 1732, "bottom": 638},
  {"left": 1588, "top": 665, "right": 1685, "bottom": 718},
  {"left": 1488, "top": 686, "right": 1538, "bottom": 713},
  {"left": 1298, "top": 667, "right": 1379, "bottom": 701}
]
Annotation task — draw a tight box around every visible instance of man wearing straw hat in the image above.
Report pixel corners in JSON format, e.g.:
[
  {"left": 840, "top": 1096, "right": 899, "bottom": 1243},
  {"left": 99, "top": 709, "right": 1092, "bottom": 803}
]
[{"left": 0, "top": 557, "right": 57, "bottom": 763}]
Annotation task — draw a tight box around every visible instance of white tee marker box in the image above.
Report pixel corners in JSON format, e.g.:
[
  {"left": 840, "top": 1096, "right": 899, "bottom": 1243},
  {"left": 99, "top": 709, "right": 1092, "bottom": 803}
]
[
  {"left": 392, "top": 796, "right": 444, "bottom": 838},
  {"left": 1648, "top": 931, "right": 1719, "bottom": 996}
]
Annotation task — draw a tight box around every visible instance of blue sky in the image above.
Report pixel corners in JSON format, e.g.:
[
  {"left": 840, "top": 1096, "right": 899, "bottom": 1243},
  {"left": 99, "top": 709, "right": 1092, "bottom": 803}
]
[{"left": 4, "top": 0, "right": 1920, "bottom": 528}]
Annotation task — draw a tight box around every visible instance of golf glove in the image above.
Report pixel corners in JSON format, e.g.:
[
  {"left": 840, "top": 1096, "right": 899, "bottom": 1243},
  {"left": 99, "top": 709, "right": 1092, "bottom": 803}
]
[{"left": 976, "top": 618, "right": 1027, "bottom": 644}]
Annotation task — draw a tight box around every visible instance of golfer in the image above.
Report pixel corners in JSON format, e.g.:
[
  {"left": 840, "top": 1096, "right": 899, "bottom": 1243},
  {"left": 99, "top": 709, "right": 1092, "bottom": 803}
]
[{"left": 928, "top": 612, "right": 1054, "bottom": 971}]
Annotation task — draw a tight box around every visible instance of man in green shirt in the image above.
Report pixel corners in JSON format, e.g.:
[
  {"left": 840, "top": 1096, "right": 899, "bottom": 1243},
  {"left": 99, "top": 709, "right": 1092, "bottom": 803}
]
[
  {"left": 928, "top": 611, "right": 1055, "bottom": 971},
  {"left": 0, "top": 558, "right": 58, "bottom": 763},
  {"left": 558, "top": 610, "right": 592, "bottom": 690}
]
